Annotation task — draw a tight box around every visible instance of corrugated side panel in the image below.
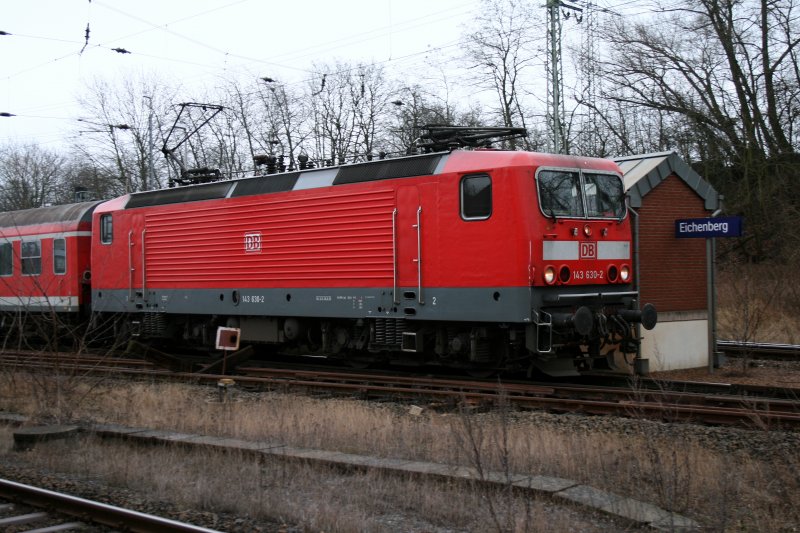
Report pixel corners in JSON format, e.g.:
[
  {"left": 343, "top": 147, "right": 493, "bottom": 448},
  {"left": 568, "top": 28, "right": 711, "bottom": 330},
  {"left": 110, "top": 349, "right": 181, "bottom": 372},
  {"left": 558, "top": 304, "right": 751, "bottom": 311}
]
[{"left": 143, "top": 188, "right": 396, "bottom": 287}]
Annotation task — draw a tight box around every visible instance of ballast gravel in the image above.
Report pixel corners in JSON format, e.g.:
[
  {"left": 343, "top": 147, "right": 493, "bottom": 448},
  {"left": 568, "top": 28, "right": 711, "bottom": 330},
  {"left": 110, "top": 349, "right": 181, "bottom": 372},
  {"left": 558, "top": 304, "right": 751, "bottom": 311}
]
[{"left": 1, "top": 357, "right": 798, "bottom": 532}]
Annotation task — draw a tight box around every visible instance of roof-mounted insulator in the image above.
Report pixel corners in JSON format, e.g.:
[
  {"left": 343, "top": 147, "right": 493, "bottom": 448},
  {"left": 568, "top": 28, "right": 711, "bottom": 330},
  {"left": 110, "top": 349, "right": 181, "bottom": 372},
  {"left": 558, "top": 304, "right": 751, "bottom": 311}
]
[{"left": 266, "top": 155, "right": 277, "bottom": 174}]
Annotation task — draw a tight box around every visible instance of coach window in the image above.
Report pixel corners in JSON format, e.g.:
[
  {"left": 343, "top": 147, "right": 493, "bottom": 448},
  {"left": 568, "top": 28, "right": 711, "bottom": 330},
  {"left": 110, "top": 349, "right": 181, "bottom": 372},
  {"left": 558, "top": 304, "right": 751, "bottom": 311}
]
[
  {"left": 461, "top": 174, "right": 492, "bottom": 220},
  {"left": 21, "top": 240, "right": 41, "bottom": 276},
  {"left": 53, "top": 238, "right": 66, "bottom": 275},
  {"left": 0, "top": 242, "right": 12, "bottom": 276},
  {"left": 100, "top": 214, "right": 113, "bottom": 244}
]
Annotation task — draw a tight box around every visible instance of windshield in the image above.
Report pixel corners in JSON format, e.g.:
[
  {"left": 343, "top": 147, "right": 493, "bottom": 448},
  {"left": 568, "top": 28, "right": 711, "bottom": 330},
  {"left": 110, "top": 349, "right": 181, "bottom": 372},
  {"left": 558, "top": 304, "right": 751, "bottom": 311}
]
[
  {"left": 584, "top": 173, "right": 625, "bottom": 218},
  {"left": 537, "top": 169, "right": 624, "bottom": 219},
  {"left": 538, "top": 170, "right": 583, "bottom": 217}
]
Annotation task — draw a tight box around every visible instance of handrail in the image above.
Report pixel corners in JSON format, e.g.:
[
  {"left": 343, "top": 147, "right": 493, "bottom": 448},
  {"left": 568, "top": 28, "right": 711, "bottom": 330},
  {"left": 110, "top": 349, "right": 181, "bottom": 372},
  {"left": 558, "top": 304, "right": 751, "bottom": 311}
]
[
  {"left": 392, "top": 208, "right": 398, "bottom": 305},
  {"left": 543, "top": 291, "right": 639, "bottom": 303},
  {"left": 416, "top": 206, "right": 423, "bottom": 304},
  {"left": 128, "top": 230, "right": 134, "bottom": 302},
  {"left": 141, "top": 228, "right": 147, "bottom": 302}
]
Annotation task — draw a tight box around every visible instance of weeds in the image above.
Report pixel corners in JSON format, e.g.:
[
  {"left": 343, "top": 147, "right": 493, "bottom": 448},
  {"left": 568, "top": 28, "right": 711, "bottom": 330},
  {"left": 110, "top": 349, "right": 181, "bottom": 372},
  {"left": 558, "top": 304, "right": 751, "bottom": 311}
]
[
  {"left": 717, "top": 262, "right": 796, "bottom": 347},
  {"left": 1, "top": 376, "right": 799, "bottom": 531},
  {"left": 1, "top": 264, "right": 798, "bottom": 530}
]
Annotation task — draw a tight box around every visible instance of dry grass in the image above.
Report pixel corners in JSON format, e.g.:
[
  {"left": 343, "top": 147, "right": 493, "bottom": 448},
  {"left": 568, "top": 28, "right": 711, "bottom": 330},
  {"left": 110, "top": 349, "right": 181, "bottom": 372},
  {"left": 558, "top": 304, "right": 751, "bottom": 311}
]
[
  {"left": 1, "top": 374, "right": 799, "bottom": 531},
  {"left": 0, "top": 426, "right": 606, "bottom": 533},
  {"left": 1, "top": 261, "right": 799, "bottom": 530},
  {"left": 716, "top": 261, "right": 800, "bottom": 344}
]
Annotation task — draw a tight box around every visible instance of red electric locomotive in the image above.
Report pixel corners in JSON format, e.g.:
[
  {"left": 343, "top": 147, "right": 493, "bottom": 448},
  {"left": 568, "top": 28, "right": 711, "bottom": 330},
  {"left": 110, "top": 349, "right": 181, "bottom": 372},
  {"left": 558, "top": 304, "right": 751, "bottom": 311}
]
[
  {"left": 89, "top": 141, "right": 656, "bottom": 376},
  {"left": 0, "top": 201, "right": 100, "bottom": 335}
]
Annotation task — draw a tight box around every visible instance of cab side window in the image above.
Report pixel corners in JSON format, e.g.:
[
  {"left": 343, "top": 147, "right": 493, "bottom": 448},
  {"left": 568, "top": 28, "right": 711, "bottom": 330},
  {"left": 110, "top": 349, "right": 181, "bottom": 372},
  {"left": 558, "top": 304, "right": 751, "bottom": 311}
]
[
  {"left": 100, "top": 214, "right": 113, "bottom": 244},
  {"left": 461, "top": 174, "right": 492, "bottom": 220}
]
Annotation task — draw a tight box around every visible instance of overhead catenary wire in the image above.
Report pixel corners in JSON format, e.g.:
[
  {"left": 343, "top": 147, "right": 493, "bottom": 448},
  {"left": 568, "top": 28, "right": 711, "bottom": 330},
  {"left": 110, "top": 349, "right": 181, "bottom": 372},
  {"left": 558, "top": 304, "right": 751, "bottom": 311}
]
[
  {"left": 3, "top": 0, "right": 629, "bottom": 147},
  {"left": 1, "top": 0, "right": 300, "bottom": 83},
  {"left": 2, "top": 0, "right": 480, "bottom": 92},
  {"left": 6, "top": 28, "right": 475, "bottom": 117}
]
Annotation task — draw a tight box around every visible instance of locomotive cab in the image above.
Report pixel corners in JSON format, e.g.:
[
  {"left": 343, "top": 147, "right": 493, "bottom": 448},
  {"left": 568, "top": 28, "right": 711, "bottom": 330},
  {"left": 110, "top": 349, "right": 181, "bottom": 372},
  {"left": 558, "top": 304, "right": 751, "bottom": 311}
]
[{"left": 528, "top": 165, "right": 656, "bottom": 375}]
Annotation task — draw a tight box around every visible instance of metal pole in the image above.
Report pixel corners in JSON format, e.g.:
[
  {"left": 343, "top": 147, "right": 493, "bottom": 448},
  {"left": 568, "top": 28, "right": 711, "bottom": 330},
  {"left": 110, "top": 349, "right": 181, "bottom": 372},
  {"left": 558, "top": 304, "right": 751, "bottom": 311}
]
[
  {"left": 147, "top": 106, "right": 154, "bottom": 190},
  {"left": 144, "top": 95, "right": 155, "bottom": 191},
  {"left": 547, "top": 0, "right": 564, "bottom": 154},
  {"left": 707, "top": 197, "right": 723, "bottom": 373},
  {"left": 628, "top": 200, "right": 646, "bottom": 374},
  {"left": 706, "top": 237, "right": 714, "bottom": 373}
]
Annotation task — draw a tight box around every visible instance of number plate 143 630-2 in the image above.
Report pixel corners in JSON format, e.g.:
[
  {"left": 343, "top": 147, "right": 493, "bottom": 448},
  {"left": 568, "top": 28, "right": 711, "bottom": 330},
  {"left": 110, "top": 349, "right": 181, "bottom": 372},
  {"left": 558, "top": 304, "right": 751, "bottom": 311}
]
[{"left": 572, "top": 270, "right": 604, "bottom": 281}]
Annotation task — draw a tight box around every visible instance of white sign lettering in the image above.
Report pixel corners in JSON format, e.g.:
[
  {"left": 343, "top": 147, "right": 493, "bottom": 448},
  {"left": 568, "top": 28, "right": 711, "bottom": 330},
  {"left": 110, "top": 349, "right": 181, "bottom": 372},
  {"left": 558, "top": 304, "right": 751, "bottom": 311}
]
[{"left": 678, "top": 221, "right": 728, "bottom": 234}]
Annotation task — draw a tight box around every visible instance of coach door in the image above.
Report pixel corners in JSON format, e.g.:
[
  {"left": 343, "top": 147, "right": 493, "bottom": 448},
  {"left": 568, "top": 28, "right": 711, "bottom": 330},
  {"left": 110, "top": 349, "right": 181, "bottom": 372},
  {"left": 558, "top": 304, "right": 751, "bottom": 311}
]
[
  {"left": 127, "top": 213, "right": 147, "bottom": 305},
  {"left": 395, "top": 186, "right": 423, "bottom": 304}
]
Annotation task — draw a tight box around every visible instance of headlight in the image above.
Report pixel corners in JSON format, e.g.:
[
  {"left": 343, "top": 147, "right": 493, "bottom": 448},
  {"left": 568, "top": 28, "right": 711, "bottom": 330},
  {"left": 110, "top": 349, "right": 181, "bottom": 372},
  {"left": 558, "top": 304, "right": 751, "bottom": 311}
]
[
  {"left": 620, "top": 264, "right": 631, "bottom": 282},
  {"left": 559, "top": 265, "right": 571, "bottom": 283},
  {"left": 544, "top": 265, "right": 556, "bottom": 285},
  {"left": 608, "top": 265, "right": 619, "bottom": 282}
]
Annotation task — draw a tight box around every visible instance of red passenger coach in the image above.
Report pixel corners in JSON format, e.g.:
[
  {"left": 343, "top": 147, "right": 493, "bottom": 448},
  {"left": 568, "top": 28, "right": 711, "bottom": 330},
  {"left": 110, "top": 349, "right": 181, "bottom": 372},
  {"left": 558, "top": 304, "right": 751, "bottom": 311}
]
[
  {"left": 91, "top": 148, "right": 656, "bottom": 376},
  {"left": 0, "top": 202, "right": 100, "bottom": 318}
]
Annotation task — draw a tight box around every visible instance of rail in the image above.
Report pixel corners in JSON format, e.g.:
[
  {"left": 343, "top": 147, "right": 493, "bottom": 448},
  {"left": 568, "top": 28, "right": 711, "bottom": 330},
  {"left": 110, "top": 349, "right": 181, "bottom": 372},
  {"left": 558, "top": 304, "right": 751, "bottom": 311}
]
[
  {"left": 717, "top": 340, "right": 800, "bottom": 360},
  {"left": 0, "top": 478, "right": 222, "bottom": 532},
  {"left": 4, "top": 350, "right": 798, "bottom": 429}
]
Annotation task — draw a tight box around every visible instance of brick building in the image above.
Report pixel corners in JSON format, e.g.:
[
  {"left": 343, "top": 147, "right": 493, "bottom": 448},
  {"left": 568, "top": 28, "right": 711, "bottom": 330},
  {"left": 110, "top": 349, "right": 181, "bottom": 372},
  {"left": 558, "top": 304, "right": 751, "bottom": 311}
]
[{"left": 615, "top": 152, "right": 720, "bottom": 371}]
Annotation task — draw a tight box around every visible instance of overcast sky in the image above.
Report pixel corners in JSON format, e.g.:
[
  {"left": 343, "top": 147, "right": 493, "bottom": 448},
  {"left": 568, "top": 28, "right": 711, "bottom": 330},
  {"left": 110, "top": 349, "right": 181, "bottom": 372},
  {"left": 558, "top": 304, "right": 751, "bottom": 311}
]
[
  {"left": 1, "top": 0, "right": 655, "bottom": 148},
  {"left": 1, "top": 0, "right": 484, "bottom": 146}
]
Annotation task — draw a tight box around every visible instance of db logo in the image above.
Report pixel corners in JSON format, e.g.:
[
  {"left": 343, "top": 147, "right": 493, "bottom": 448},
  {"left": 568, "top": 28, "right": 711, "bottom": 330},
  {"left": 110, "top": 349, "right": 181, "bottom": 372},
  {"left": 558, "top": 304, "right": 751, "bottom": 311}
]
[
  {"left": 580, "top": 242, "right": 597, "bottom": 259},
  {"left": 244, "top": 232, "right": 262, "bottom": 253}
]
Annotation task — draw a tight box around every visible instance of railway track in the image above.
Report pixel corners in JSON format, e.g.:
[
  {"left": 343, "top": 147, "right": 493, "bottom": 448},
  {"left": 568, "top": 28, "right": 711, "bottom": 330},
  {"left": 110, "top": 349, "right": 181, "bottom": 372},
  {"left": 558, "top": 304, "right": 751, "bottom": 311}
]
[
  {"left": 2, "top": 350, "right": 799, "bottom": 429},
  {"left": 233, "top": 365, "right": 800, "bottom": 428},
  {"left": 717, "top": 340, "right": 800, "bottom": 360},
  {"left": 0, "top": 478, "right": 221, "bottom": 532}
]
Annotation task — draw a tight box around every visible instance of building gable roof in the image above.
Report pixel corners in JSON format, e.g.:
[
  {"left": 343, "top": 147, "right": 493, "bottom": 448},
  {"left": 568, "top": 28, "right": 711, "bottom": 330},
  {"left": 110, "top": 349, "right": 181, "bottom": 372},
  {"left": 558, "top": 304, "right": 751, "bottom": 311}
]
[{"left": 613, "top": 151, "right": 719, "bottom": 210}]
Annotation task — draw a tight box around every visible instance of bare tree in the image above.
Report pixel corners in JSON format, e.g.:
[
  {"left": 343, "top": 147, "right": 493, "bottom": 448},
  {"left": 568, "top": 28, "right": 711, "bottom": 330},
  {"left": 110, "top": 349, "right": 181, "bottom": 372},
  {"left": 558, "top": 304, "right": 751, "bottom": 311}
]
[
  {"left": 76, "top": 74, "right": 178, "bottom": 193},
  {"left": 600, "top": 0, "right": 800, "bottom": 156},
  {"left": 308, "top": 61, "right": 393, "bottom": 164},
  {"left": 595, "top": 0, "right": 800, "bottom": 260},
  {"left": 462, "top": 0, "right": 540, "bottom": 149},
  {"left": 387, "top": 85, "right": 486, "bottom": 154},
  {"left": 350, "top": 66, "right": 392, "bottom": 160},
  {"left": 0, "top": 143, "right": 68, "bottom": 210},
  {"left": 255, "top": 79, "right": 310, "bottom": 169},
  {"left": 204, "top": 101, "right": 248, "bottom": 178},
  {"left": 56, "top": 159, "right": 117, "bottom": 203}
]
